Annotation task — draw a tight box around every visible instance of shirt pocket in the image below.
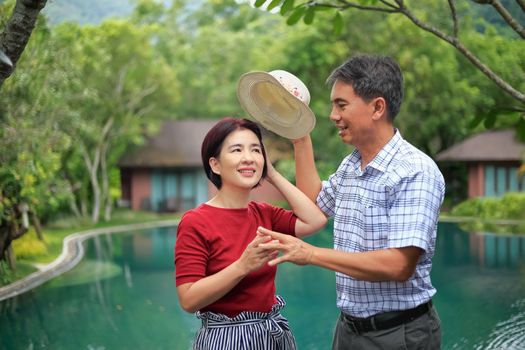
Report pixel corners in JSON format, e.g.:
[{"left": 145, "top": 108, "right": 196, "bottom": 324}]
[{"left": 363, "top": 206, "right": 389, "bottom": 250}]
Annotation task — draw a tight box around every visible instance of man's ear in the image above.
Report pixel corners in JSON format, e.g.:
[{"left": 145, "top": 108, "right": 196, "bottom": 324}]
[
  {"left": 209, "top": 157, "right": 220, "bottom": 175},
  {"left": 371, "top": 97, "right": 387, "bottom": 120}
]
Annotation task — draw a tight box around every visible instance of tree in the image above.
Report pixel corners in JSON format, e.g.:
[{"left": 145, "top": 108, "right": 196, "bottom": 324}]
[
  {"left": 0, "top": 0, "right": 48, "bottom": 86},
  {"left": 0, "top": 1, "right": 67, "bottom": 268},
  {"left": 252, "top": 0, "right": 525, "bottom": 118},
  {"left": 49, "top": 19, "right": 180, "bottom": 224}
]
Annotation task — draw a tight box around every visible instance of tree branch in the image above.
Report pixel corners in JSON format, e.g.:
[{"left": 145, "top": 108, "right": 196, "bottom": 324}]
[
  {"left": 378, "top": 0, "right": 398, "bottom": 10},
  {"left": 515, "top": 0, "right": 525, "bottom": 12},
  {"left": 0, "top": 0, "right": 47, "bottom": 86},
  {"left": 125, "top": 85, "right": 158, "bottom": 113},
  {"left": 448, "top": 0, "right": 459, "bottom": 38},
  {"left": 397, "top": 3, "right": 525, "bottom": 104},
  {"left": 312, "top": 0, "right": 400, "bottom": 13},
  {"left": 490, "top": 0, "right": 525, "bottom": 39}
]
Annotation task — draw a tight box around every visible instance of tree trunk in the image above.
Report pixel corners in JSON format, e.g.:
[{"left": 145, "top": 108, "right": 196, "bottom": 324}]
[
  {"left": 68, "top": 194, "right": 82, "bottom": 220},
  {"left": 0, "top": 0, "right": 48, "bottom": 86},
  {"left": 80, "top": 197, "right": 88, "bottom": 218},
  {"left": 29, "top": 209, "right": 43, "bottom": 241},
  {"left": 6, "top": 245, "right": 16, "bottom": 270},
  {"left": 0, "top": 208, "right": 28, "bottom": 268},
  {"left": 80, "top": 143, "right": 101, "bottom": 224},
  {"left": 0, "top": 225, "right": 10, "bottom": 263},
  {"left": 101, "top": 140, "right": 112, "bottom": 221}
]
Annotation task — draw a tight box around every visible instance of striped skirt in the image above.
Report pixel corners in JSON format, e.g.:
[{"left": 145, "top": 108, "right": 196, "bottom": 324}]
[{"left": 193, "top": 295, "right": 297, "bottom": 350}]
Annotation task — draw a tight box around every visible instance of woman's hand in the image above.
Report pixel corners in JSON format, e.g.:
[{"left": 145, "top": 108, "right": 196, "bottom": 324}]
[
  {"left": 235, "top": 234, "right": 279, "bottom": 274},
  {"left": 257, "top": 226, "right": 314, "bottom": 266}
]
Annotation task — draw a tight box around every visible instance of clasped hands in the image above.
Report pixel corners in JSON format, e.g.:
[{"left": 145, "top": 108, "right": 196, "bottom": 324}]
[{"left": 255, "top": 226, "right": 314, "bottom": 266}]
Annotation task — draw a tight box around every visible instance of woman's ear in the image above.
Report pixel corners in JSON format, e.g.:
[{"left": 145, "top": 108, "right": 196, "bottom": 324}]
[{"left": 209, "top": 157, "right": 220, "bottom": 175}]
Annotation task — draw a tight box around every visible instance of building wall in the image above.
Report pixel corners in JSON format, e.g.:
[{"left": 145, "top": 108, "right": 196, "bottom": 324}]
[
  {"left": 131, "top": 169, "right": 152, "bottom": 211},
  {"left": 468, "top": 164, "right": 485, "bottom": 198},
  {"left": 466, "top": 162, "right": 523, "bottom": 198}
]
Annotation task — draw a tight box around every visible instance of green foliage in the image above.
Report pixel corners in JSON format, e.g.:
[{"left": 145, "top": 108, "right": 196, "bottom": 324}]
[
  {"left": 280, "top": 0, "right": 294, "bottom": 15},
  {"left": 451, "top": 193, "right": 525, "bottom": 220},
  {"left": 255, "top": 0, "right": 525, "bottom": 124},
  {"left": 0, "top": 261, "right": 14, "bottom": 285},
  {"left": 12, "top": 229, "right": 48, "bottom": 259},
  {"left": 450, "top": 193, "right": 525, "bottom": 234}
]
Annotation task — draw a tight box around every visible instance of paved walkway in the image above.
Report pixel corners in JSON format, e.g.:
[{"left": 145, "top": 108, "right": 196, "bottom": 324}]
[{"left": 0, "top": 219, "right": 180, "bottom": 302}]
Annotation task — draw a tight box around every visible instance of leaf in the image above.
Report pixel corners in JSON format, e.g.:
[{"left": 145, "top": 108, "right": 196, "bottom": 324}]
[
  {"left": 267, "top": 0, "right": 282, "bottom": 11},
  {"left": 483, "top": 113, "right": 497, "bottom": 129},
  {"left": 286, "top": 6, "right": 306, "bottom": 25},
  {"left": 303, "top": 6, "right": 315, "bottom": 25},
  {"left": 280, "top": 0, "right": 295, "bottom": 15},
  {"left": 515, "top": 115, "right": 525, "bottom": 142},
  {"left": 254, "top": 0, "right": 267, "bottom": 8},
  {"left": 467, "top": 114, "right": 484, "bottom": 129},
  {"left": 333, "top": 12, "right": 343, "bottom": 35}
]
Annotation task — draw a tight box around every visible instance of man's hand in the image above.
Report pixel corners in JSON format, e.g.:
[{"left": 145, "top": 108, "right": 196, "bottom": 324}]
[
  {"left": 257, "top": 226, "right": 314, "bottom": 266},
  {"left": 236, "top": 234, "right": 279, "bottom": 274}
]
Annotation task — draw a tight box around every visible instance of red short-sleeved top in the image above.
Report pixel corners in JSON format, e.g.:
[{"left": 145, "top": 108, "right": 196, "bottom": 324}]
[{"left": 175, "top": 201, "right": 297, "bottom": 317}]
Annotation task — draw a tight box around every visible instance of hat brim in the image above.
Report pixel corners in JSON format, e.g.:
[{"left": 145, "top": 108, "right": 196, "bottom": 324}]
[{"left": 237, "top": 71, "right": 315, "bottom": 139}]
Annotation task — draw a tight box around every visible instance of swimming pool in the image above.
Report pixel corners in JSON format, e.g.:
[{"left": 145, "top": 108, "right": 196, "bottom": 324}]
[{"left": 1, "top": 222, "right": 524, "bottom": 349}]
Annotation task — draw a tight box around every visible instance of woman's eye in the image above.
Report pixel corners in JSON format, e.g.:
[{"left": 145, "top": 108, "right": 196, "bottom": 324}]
[{"left": 253, "top": 148, "right": 261, "bottom": 153}]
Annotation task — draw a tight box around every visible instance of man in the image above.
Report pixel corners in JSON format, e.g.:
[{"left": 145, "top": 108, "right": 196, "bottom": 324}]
[{"left": 258, "top": 54, "right": 445, "bottom": 349}]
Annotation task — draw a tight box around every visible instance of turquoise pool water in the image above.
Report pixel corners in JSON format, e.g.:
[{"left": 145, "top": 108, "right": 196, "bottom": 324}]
[{"left": 1, "top": 222, "right": 524, "bottom": 349}]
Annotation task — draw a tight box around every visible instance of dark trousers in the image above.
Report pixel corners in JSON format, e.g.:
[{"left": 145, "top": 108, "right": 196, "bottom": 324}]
[{"left": 332, "top": 306, "right": 441, "bottom": 350}]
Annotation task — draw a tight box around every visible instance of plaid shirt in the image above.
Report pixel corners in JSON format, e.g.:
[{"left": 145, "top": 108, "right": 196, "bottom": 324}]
[{"left": 317, "top": 130, "right": 445, "bottom": 318}]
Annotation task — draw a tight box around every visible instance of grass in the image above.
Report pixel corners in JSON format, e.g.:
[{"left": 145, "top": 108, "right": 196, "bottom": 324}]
[{"left": 2, "top": 209, "right": 181, "bottom": 287}]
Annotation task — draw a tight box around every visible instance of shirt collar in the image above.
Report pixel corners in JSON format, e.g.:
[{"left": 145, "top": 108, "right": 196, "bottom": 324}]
[{"left": 352, "top": 129, "right": 403, "bottom": 174}]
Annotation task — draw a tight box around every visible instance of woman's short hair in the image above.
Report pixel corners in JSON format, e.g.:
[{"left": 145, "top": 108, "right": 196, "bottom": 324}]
[{"left": 201, "top": 117, "right": 268, "bottom": 189}]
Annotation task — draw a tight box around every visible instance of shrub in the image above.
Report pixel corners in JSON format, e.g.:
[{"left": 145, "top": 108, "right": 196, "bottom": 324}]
[
  {"left": 12, "top": 230, "right": 48, "bottom": 259},
  {"left": 0, "top": 261, "right": 14, "bottom": 285},
  {"left": 451, "top": 192, "right": 525, "bottom": 220},
  {"left": 451, "top": 192, "right": 525, "bottom": 234}
]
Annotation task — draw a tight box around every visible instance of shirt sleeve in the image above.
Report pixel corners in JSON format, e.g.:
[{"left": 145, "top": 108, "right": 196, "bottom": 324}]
[
  {"left": 174, "top": 214, "right": 209, "bottom": 286},
  {"left": 387, "top": 171, "right": 445, "bottom": 252},
  {"left": 268, "top": 204, "right": 297, "bottom": 236},
  {"left": 317, "top": 172, "right": 338, "bottom": 218}
]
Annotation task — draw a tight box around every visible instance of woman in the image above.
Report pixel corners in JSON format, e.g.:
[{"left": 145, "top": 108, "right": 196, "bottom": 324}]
[{"left": 175, "top": 117, "right": 327, "bottom": 349}]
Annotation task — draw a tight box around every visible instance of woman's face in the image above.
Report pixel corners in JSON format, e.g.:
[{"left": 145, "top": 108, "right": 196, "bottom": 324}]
[{"left": 209, "top": 128, "right": 265, "bottom": 190}]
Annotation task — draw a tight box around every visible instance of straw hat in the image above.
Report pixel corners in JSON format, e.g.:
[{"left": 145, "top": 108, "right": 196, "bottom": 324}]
[{"left": 237, "top": 70, "right": 315, "bottom": 139}]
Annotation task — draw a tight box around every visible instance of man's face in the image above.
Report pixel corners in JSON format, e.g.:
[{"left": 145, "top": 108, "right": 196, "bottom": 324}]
[{"left": 329, "top": 80, "right": 376, "bottom": 147}]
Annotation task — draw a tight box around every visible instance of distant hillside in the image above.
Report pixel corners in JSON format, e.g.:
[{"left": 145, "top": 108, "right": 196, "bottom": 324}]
[{"left": 42, "top": 0, "right": 134, "bottom": 25}]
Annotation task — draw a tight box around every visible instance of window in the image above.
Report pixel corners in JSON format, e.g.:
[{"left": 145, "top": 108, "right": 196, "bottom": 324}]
[{"left": 484, "top": 165, "right": 525, "bottom": 197}]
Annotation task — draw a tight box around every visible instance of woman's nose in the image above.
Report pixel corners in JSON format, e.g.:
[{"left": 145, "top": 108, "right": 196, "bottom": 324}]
[{"left": 241, "top": 150, "right": 254, "bottom": 162}]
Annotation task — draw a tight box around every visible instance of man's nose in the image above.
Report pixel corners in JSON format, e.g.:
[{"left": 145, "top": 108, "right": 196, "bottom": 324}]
[{"left": 329, "top": 107, "right": 340, "bottom": 121}]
